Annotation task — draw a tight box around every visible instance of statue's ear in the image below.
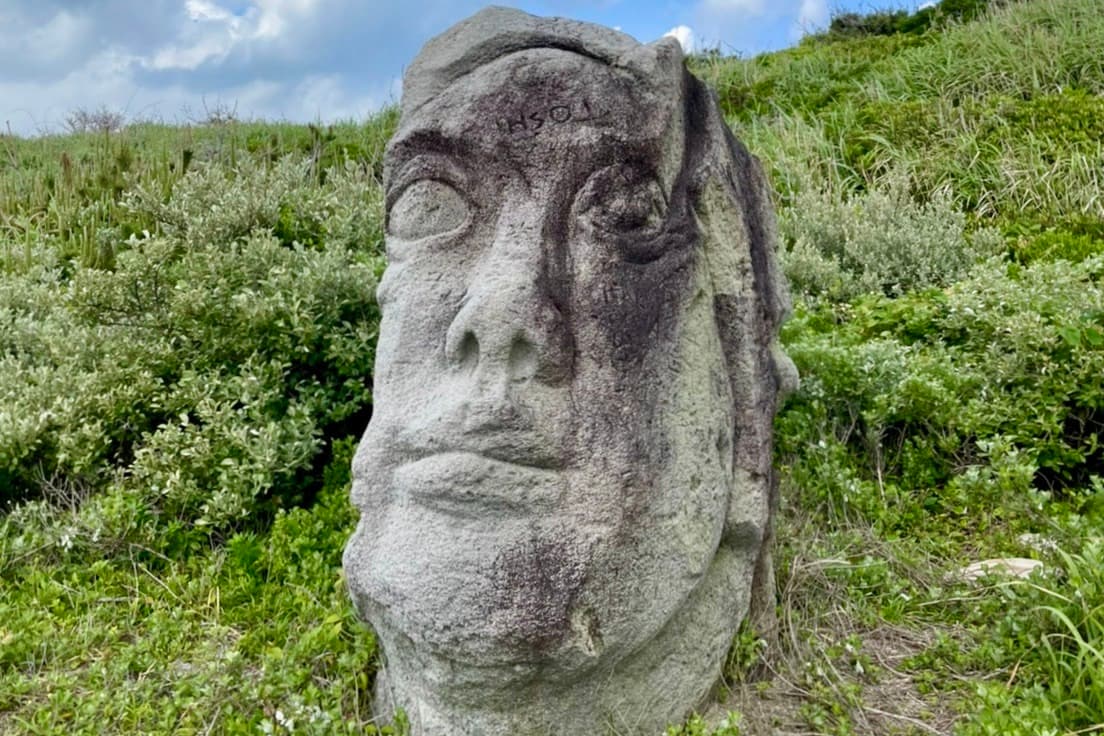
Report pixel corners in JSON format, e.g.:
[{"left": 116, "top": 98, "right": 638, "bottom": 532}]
[
  {"left": 699, "top": 149, "right": 798, "bottom": 403},
  {"left": 691, "top": 89, "right": 791, "bottom": 353},
  {"left": 687, "top": 81, "right": 797, "bottom": 555},
  {"left": 696, "top": 170, "right": 776, "bottom": 550}
]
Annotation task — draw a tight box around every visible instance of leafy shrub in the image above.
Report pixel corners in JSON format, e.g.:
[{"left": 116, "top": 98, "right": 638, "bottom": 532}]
[
  {"left": 1010, "top": 227, "right": 1104, "bottom": 265},
  {"left": 122, "top": 155, "right": 383, "bottom": 253},
  {"left": 0, "top": 153, "right": 384, "bottom": 542},
  {"left": 829, "top": 99, "right": 945, "bottom": 184},
  {"left": 779, "top": 171, "right": 1001, "bottom": 301},
  {"left": 985, "top": 90, "right": 1104, "bottom": 150},
  {"left": 827, "top": 0, "right": 1011, "bottom": 39},
  {"left": 828, "top": 10, "right": 911, "bottom": 38},
  {"left": 777, "top": 320, "right": 972, "bottom": 528},
  {"left": 779, "top": 255, "right": 1104, "bottom": 533}
]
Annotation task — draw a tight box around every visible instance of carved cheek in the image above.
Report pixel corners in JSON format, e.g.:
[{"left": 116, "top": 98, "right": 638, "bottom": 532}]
[
  {"left": 571, "top": 257, "right": 694, "bottom": 373},
  {"left": 375, "top": 252, "right": 473, "bottom": 382}
]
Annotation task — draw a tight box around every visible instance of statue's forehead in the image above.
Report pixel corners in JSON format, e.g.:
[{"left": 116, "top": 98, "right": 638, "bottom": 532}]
[{"left": 389, "top": 49, "right": 677, "bottom": 173}]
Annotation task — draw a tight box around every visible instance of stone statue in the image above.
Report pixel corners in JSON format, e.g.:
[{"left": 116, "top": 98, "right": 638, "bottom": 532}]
[{"left": 343, "top": 7, "right": 796, "bottom": 734}]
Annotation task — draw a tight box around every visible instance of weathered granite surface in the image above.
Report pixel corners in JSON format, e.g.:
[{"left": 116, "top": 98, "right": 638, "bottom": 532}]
[{"left": 343, "top": 7, "right": 796, "bottom": 734}]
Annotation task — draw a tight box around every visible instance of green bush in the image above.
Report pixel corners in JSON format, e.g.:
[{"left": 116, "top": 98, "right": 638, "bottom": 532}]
[
  {"left": 826, "top": 0, "right": 1011, "bottom": 40},
  {"left": 779, "top": 171, "right": 1001, "bottom": 301},
  {"left": 828, "top": 10, "right": 911, "bottom": 38},
  {"left": 779, "top": 255, "right": 1104, "bottom": 532},
  {"left": 122, "top": 155, "right": 384, "bottom": 252},
  {"left": 0, "top": 153, "right": 384, "bottom": 543},
  {"left": 1011, "top": 227, "right": 1104, "bottom": 265},
  {"left": 986, "top": 90, "right": 1104, "bottom": 150}
]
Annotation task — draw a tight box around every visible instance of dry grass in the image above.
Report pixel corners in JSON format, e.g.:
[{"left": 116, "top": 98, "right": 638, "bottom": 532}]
[
  {"left": 700, "top": 505, "right": 977, "bottom": 736},
  {"left": 716, "top": 627, "right": 958, "bottom": 735}
]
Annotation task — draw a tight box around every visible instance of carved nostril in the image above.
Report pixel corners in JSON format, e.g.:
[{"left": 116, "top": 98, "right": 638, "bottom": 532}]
[
  {"left": 456, "top": 331, "right": 480, "bottom": 372},
  {"left": 444, "top": 278, "right": 569, "bottom": 384},
  {"left": 508, "top": 337, "right": 538, "bottom": 381}
]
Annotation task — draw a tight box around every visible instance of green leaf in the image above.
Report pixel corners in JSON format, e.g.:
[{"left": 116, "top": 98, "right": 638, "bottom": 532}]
[{"left": 1059, "top": 327, "right": 1082, "bottom": 347}]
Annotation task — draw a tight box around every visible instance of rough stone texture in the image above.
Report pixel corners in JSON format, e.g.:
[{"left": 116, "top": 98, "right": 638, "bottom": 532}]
[{"left": 343, "top": 7, "right": 797, "bottom": 734}]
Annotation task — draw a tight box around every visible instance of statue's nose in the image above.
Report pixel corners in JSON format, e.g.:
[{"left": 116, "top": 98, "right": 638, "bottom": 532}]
[{"left": 444, "top": 209, "right": 571, "bottom": 386}]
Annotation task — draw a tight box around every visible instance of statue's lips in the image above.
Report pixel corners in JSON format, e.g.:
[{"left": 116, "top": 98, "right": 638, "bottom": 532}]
[{"left": 394, "top": 451, "right": 565, "bottom": 517}]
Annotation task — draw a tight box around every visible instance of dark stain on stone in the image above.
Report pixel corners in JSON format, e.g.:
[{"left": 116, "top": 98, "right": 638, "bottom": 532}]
[{"left": 489, "top": 536, "right": 587, "bottom": 653}]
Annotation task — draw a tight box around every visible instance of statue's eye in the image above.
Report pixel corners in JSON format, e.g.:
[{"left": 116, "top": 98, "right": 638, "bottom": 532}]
[
  {"left": 388, "top": 180, "right": 469, "bottom": 241},
  {"left": 574, "top": 164, "right": 668, "bottom": 261}
]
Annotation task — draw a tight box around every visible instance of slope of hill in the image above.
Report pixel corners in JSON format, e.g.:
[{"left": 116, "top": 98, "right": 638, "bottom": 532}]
[{"left": 2, "top": 0, "right": 1103, "bottom": 733}]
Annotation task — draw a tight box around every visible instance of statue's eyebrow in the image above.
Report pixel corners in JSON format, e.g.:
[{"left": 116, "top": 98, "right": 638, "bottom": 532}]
[{"left": 387, "top": 129, "right": 477, "bottom": 173}]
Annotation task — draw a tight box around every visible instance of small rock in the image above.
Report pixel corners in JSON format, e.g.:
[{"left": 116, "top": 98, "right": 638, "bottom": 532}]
[{"left": 958, "top": 557, "right": 1043, "bottom": 581}]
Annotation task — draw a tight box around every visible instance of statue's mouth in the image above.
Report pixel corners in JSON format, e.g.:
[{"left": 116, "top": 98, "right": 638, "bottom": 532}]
[{"left": 394, "top": 450, "right": 566, "bottom": 517}]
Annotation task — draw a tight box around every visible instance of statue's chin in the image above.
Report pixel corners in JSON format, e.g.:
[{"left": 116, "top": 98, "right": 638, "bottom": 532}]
[
  {"left": 353, "top": 559, "right": 708, "bottom": 695},
  {"left": 359, "top": 584, "right": 620, "bottom": 705},
  {"left": 363, "top": 540, "right": 756, "bottom": 734}
]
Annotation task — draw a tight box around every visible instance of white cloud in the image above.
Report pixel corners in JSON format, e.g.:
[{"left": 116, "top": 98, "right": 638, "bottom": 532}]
[
  {"left": 0, "top": 0, "right": 489, "bottom": 136},
  {"left": 795, "top": 0, "right": 829, "bottom": 34},
  {"left": 663, "top": 25, "right": 696, "bottom": 53},
  {"left": 253, "top": 0, "right": 321, "bottom": 40},
  {"left": 28, "top": 10, "right": 91, "bottom": 54},
  {"left": 185, "top": 0, "right": 234, "bottom": 23},
  {"left": 148, "top": 34, "right": 236, "bottom": 71},
  {"left": 690, "top": 0, "right": 839, "bottom": 54},
  {"left": 0, "top": 7, "right": 99, "bottom": 82},
  {"left": 149, "top": 0, "right": 294, "bottom": 71}
]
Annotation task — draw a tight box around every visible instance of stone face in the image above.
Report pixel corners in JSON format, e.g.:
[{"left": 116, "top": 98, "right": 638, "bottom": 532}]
[{"left": 342, "top": 7, "right": 796, "bottom": 734}]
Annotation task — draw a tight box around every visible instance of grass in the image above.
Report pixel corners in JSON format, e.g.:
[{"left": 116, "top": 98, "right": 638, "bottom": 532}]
[
  {"left": 1, "top": 441, "right": 377, "bottom": 735},
  {"left": 0, "top": 117, "right": 395, "bottom": 271},
  {"left": 691, "top": 0, "right": 1104, "bottom": 227},
  {"left": 4, "top": 0, "right": 1104, "bottom": 732}
]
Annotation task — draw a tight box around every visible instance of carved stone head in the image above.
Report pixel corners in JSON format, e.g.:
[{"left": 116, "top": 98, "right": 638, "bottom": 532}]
[{"left": 343, "top": 7, "right": 795, "bottom": 734}]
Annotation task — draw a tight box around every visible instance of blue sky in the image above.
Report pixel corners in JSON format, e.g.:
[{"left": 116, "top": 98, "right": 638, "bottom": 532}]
[{"left": 1, "top": 0, "right": 921, "bottom": 136}]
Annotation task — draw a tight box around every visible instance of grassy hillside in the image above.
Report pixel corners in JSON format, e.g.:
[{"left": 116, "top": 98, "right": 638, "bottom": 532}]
[{"left": 3, "top": 0, "right": 1103, "bottom": 733}]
